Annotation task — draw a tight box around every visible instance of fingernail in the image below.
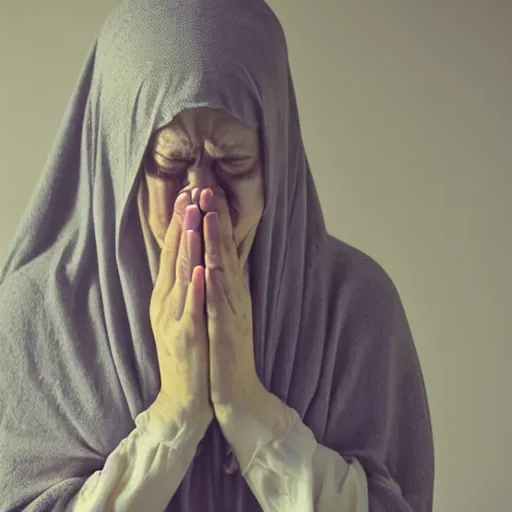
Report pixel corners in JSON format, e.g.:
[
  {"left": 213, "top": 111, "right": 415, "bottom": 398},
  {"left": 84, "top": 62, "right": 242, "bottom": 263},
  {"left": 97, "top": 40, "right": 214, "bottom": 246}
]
[
  {"left": 185, "top": 205, "right": 201, "bottom": 230},
  {"left": 201, "top": 188, "right": 214, "bottom": 210},
  {"left": 191, "top": 188, "right": 200, "bottom": 204}
]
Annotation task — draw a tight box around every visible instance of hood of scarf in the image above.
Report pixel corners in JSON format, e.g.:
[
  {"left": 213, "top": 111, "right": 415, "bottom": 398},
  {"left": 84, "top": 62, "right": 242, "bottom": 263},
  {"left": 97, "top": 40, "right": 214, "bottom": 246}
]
[{"left": 0, "top": 1, "right": 434, "bottom": 510}]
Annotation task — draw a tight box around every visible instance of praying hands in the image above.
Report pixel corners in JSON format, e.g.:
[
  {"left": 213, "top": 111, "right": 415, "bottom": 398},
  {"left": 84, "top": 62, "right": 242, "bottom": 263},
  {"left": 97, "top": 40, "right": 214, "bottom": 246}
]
[{"left": 148, "top": 187, "right": 283, "bottom": 456}]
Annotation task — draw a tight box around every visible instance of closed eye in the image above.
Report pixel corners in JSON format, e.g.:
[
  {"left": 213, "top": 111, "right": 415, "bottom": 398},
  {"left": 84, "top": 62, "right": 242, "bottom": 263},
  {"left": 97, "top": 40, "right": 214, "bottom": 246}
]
[
  {"left": 146, "top": 151, "right": 256, "bottom": 180},
  {"left": 219, "top": 157, "right": 252, "bottom": 164},
  {"left": 158, "top": 155, "right": 251, "bottom": 165},
  {"left": 219, "top": 156, "right": 251, "bottom": 163},
  {"left": 162, "top": 157, "right": 251, "bottom": 169},
  {"left": 170, "top": 158, "right": 193, "bottom": 163}
]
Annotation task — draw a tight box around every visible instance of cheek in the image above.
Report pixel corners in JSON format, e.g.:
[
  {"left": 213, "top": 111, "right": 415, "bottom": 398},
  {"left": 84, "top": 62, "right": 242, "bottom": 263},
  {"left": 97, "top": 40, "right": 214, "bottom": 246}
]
[
  {"left": 146, "top": 176, "right": 179, "bottom": 237},
  {"left": 229, "top": 177, "right": 264, "bottom": 230}
]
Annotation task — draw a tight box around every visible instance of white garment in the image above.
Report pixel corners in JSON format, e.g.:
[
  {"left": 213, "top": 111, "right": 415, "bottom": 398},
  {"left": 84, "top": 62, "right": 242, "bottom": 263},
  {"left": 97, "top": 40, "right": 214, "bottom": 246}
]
[{"left": 68, "top": 401, "right": 368, "bottom": 511}]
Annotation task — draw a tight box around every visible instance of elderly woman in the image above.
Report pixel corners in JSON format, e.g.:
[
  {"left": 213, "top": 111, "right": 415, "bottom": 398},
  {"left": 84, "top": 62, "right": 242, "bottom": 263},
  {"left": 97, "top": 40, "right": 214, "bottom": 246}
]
[{"left": 0, "top": 1, "right": 434, "bottom": 511}]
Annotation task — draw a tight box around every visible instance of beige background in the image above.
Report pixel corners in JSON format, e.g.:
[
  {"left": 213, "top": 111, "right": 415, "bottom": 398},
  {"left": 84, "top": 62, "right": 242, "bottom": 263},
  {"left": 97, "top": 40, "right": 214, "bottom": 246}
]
[{"left": 1, "top": 1, "right": 511, "bottom": 510}]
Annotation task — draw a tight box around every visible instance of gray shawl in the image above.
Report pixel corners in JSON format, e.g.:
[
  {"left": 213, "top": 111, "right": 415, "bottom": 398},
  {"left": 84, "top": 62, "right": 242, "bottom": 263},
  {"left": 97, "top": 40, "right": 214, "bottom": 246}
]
[{"left": 0, "top": 1, "right": 434, "bottom": 510}]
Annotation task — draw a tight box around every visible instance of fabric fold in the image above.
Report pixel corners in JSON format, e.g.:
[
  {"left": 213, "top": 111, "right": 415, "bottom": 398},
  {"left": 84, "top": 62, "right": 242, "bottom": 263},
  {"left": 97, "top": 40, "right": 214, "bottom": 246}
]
[{"left": 0, "top": 1, "right": 434, "bottom": 511}]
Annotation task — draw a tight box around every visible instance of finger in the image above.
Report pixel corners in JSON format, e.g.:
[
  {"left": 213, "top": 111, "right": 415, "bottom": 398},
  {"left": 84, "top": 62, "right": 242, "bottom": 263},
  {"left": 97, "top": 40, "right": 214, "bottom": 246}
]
[
  {"left": 174, "top": 265, "right": 207, "bottom": 377},
  {"left": 204, "top": 211, "right": 222, "bottom": 271},
  {"left": 191, "top": 187, "right": 200, "bottom": 204},
  {"left": 186, "top": 205, "right": 203, "bottom": 274},
  {"left": 173, "top": 227, "right": 190, "bottom": 318},
  {"left": 188, "top": 229, "right": 203, "bottom": 275},
  {"left": 200, "top": 188, "right": 238, "bottom": 272},
  {"left": 171, "top": 205, "right": 202, "bottom": 315},
  {"left": 204, "top": 213, "right": 236, "bottom": 313},
  {"left": 184, "top": 265, "right": 206, "bottom": 325},
  {"left": 204, "top": 211, "right": 237, "bottom": 314},
  {"left": 157, "top": 191, "right": 190, "bottom": 293},
  {"left": 205, "top": 266, "right": 226, "bottom": 321}
]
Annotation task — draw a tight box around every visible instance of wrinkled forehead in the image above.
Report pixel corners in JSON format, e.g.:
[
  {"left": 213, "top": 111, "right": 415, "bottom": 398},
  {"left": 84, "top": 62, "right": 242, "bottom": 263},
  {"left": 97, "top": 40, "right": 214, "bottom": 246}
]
[
  {"left": 96, "top": 0, "right": 287, "bottom": 134},
  {"left": 149, "top": 107, "right": 261, "bottom": 150}
]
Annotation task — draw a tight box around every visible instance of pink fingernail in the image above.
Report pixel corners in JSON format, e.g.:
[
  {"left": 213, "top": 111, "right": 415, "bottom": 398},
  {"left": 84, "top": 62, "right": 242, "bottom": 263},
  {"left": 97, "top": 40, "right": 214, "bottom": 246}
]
[
  {"left": 185, "top": 205, "right": 201, "bottom": 230},
  {"left": 191, "top": 188, "right": 200, "bottom": 203}
]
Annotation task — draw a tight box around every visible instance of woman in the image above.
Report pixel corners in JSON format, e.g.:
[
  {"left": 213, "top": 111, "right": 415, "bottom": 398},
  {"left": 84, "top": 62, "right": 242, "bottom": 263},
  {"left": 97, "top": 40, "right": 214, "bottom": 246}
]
[{"left": 0, "top": 1, "right": 434, "bottom": 511}]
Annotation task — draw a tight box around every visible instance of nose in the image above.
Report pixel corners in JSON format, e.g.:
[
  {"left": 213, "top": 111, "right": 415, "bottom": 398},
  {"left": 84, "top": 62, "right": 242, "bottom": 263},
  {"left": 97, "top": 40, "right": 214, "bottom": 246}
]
[{"left": 187, "top": 157, "right": 219, "bottom": 191}]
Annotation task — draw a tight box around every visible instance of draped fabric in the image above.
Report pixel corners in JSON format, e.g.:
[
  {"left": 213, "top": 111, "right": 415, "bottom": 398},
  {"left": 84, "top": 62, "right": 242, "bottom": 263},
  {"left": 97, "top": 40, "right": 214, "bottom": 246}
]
[{"left": 0, "top": 1, "right": 434, "bottom": 510}]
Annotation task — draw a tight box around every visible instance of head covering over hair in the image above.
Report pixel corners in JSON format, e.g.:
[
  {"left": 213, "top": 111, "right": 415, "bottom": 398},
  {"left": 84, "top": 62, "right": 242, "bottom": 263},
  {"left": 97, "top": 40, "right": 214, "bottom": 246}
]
[{"left": 0, "top": 0, "right": 434, "bottom": 510}]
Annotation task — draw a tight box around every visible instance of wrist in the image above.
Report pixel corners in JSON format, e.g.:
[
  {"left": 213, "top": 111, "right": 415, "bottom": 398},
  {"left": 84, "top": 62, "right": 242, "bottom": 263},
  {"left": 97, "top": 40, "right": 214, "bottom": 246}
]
[
  {"left": 214, "top": 391, "right": 291, "bottom": 475},
  {"left": 215, "top": 391, "right": 281, "bottom": 430},
  {"left": 142, "top": 396, "right": 213, "bottom": 444}
]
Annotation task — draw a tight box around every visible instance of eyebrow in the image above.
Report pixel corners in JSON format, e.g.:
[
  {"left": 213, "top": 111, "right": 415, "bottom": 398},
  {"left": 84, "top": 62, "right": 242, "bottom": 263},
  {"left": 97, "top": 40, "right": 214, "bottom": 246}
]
[{"left": 156, "top": 147, "right": 195, "bottom": 159}]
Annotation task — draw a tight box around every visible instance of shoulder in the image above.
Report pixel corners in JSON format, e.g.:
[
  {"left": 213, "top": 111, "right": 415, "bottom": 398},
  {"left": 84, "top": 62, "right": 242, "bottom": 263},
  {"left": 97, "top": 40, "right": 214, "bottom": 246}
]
[
  {"left": 322, "top": 234, "right": 412, "bottom": 348},
  {"left": 318, "top": 236, "right": 418, "bottom": 371},
  {"left": 325, "top": 234, "right": 401, "bottom": 302}
]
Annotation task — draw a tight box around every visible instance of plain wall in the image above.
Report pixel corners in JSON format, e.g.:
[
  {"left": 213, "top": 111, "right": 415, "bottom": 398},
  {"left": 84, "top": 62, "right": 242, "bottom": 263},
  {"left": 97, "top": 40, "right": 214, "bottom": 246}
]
[{"left": 1, "top": 1, "right": 511, "bottom": 511}]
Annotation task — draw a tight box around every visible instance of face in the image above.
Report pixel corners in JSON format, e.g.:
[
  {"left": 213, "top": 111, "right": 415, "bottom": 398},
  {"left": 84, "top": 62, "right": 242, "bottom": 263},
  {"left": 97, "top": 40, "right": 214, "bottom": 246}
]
[{"left": 142, "top": 107, "right": 264, "bottom": 269}]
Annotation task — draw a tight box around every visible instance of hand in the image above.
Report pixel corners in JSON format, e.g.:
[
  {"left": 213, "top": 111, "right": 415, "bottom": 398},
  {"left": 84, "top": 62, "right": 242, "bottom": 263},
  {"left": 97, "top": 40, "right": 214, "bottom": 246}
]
[
  {"left": 148, "top": 191, "right": 213, "bottom": 429},
  {"left": 199, "top": 188, "right": 267, "bottom": 416}
]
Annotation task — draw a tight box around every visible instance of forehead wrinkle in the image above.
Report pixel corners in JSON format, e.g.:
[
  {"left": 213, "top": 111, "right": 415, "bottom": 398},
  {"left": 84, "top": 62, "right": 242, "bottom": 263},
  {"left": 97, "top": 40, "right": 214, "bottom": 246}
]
[
  {"left": 211, "top": 129, "right": 256, "bottom": 149},
  {"left": 210, "top": 140, "right": 245, "bottom": 152},
  {"left": 151, "top": 118, "right": 258, "bottom": 158},
  {"left": 154, "top": 130, "right": 198, "bottom": 156},
  {"left": 199, "top": 111, "right": 255, "bottom": 148}
]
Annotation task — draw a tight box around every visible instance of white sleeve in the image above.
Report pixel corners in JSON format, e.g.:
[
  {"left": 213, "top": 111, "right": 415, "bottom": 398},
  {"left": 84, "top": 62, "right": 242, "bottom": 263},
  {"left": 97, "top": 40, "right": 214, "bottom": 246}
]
[
  {"left": 66, "top": 408, "right": 209, "bottom": 512},
  {"left": 241, "top": 405, "right": 369, "bottom": 512}
]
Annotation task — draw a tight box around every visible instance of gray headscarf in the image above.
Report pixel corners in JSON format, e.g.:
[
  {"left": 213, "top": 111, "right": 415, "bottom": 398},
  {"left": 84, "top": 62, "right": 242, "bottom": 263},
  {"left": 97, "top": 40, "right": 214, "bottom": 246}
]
[{"left": 0, "top": 0, "right": 434, "bottom": 510}]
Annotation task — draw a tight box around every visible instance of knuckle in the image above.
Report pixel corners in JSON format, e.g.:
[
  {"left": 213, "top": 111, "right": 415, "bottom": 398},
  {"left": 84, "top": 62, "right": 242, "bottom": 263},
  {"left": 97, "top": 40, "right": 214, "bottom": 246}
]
[
  {"left": 174, "top": 199, "right": 187, "bottom": 217},
  {"left": 150, "top": 300, "right": 165, "bottom": 326},
  {"left": 160, "top": 243, "right": 175, "bottom": 257},
  {"left": 221, "top": 233, "right": 232, "bottom": 251},
  {"left": 167, "top": 299, "right": 180, "bottom": 320},
  {"left": 162, "top": 221, "right": 180, "bottom": 246},
  {"left": 176, "top": 255, "right": 189, "bottom": 282},
  {"left": 205, "top": 239, "right": 219, "bottom": 260}
]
